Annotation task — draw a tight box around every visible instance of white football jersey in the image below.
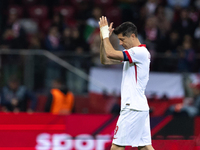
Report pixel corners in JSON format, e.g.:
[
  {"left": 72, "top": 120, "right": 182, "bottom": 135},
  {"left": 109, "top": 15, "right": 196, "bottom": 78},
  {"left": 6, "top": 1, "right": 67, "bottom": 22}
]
[{"left": 121, "top": 44, "right": 150, "bottom": 111}]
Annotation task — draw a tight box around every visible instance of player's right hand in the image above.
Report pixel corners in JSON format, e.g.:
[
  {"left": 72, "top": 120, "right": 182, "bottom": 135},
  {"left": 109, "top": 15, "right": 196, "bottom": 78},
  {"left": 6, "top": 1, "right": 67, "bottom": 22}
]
[{"left": 99, "top": 20, "right": 114, "bottom": 40}]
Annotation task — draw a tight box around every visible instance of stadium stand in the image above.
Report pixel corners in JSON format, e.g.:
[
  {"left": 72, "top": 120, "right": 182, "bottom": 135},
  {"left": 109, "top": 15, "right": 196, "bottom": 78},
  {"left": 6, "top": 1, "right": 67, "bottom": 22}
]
[
  {"left": 8, "top": 5, "right": 24, "bottom": 18},
  {"left": 28, "top": 5, "right": 49, "bottom": 20},
  {"left": 53, "top": 6, "right": 75, "bottom": 19}
]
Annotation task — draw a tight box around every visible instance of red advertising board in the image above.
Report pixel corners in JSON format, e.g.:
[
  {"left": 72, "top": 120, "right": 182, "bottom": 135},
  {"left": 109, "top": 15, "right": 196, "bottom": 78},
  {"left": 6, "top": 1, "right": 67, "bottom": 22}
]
[
  {"left": 0, "top": 113, "right": 117, "bottom": 150},
  {"left": 0, "top": 113, "right": 197, "bottom": 150}
]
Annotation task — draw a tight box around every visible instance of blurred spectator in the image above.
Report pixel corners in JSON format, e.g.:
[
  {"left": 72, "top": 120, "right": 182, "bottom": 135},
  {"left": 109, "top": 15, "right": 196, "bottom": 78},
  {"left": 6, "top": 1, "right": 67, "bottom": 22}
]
[
  {"left": 44, "top": 26, "right": 64, "bottom": 87},
  {"left": 51, "top": 13, "right": 66, "bottom": 33},
  {"left": 194, "top": 22, "right": 200, "bottom": 40},
  {"left": 0, "top": 27, "right": 26, "bottom": 49},
  {"left": 70, "top": 27, "right": 89, "bottom": 53},
  {"left": 194, "top": 20, "right": 200, "bottom": 51},
  {"left": 109, "top": 91, "right": 120, "bottom": 115},
  {"left": 90, "top": 33, "right": 101, "bottom": 66},
  {"left": 45, "top": 78, "right": 74, "bottom": 115},
  {"left": 136, "top": 6, "right": 148, "bottom": 33},
  {"left": 191, "top": 83, "right": 200, "bottom": 116},
  {"left": 74, "top": 0, "right": 91, "bottom": 23},
  {"left": 29, "top": 34, "right": 41, "bottom": 49},
  {"left": 155, "top": 5, "right": 171, "bottom": 37},
  {"left": 167, "top": 0, "right": 191, "bottom": 8},
  {"left": 0, "top": 28, "right": 23, "bottom": 83},
  {"left": 194, "top": 21, "right": 200, "bottom": 40},
  {"left": 194, "top": 0, "right": 200, "bottom": 9},
  {"left": 165, "top": 83, "right": 200, "bottom": 117},
  {"left": 28, "top": 34, "right": 45, "bottom": 90},
  {"left": 145, "top": 0, "right": 158, "bottom": 16},
  {"left": 103, "top": 90, "right": 120, "bottom": 115},
  {"left": 84, "top": 7, "right": 102, "bottom": 43},
  {"left": 85, "top": 6, "right": 101, "bottom": 28},
  {"left": 141, "top": 16, "right": 161, "bottom": 64},
  {"left": 155, "top": 30, "right": 180, "bottom": 71},
  {"left": 5, "top": 12, "right": 27, "bottom": 48},
  {"left": 61, "top": 27, "right": 72, "bottom": 50},
  {"left": 188, "top": 6, "right": 199, "bottom": 24},
  {"left": 164, "top": 30, "right": 181, "bottom": 53},
  {"left": 73, "top": 0, "right": 91, "bottom": 40},
  {"left": 177, "top": 35, "right": 195, "bottom": 72},
  {"left": 61, "top": 26, "right": 89, "bottom": 52},
  {"left": 0, "top": 28, "right": 15, "bottom": 48},
  {"left": 63, "top": 27, "right": 90, "bottom": 94},
  {"left": 172, "top": 9, "right": 195, "bottom": 40},
  {"left": 0, "top": 76, "right": 37, "bottom": 112},
  {"left": 117, "top": 0, "right": 135, "bottom": 22},
  {"left": 45, "top": 26, "right": 63, "bottom": 51},
  {"left": 142, "top": 16, "right": 161, "bottom": 47},
  {"left": 82, "top": 7, "right": 103, "bottom": 66}
]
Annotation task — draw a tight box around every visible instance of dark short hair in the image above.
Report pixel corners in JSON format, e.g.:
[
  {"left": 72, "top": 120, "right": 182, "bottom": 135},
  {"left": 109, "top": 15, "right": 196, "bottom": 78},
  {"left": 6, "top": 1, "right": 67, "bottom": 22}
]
[{"left": 113, "top": 22, "right": 138, "bottom": 37}]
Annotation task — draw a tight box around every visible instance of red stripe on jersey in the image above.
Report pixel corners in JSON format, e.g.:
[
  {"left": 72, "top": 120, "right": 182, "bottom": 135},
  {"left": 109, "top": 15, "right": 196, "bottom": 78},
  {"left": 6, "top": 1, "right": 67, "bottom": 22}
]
[
  {"left": 138, "top": 44, "right": 146, "bottom": 47},
  {"left": 134, "top": 64, "right": 137, "bottom": 83},
  {"left": 124, "top": 51, "right": 133, "bottom": 63}
]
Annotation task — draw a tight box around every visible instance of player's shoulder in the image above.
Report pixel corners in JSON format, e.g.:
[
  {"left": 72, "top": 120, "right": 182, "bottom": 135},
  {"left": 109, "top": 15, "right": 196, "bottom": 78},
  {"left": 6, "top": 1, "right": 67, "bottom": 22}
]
[{"left": 129, "top": 46, "right": 149, "bottom": 54}]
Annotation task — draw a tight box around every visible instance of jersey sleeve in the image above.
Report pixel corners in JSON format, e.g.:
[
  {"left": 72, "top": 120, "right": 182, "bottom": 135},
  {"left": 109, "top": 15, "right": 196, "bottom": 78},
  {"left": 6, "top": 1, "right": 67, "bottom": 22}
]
[
  {"left": 122, "top": 51, "right": 129, "bottom": 61},
  {"left": 124, "top": 48, "right": 148, "bottom": 63}
]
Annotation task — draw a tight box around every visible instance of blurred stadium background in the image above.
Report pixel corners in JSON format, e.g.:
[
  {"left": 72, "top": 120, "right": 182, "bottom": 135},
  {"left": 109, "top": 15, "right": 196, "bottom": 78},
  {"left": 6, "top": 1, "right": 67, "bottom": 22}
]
[{"left": 0, "top": 0, "right": 200, "bottom": 149}]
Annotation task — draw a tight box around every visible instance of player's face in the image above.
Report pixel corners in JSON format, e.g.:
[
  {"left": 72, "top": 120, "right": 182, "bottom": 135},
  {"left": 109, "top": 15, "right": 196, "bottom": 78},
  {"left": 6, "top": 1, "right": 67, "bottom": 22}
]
[{"left": 117, "top": 33, "right": 134, "bottom": 49}]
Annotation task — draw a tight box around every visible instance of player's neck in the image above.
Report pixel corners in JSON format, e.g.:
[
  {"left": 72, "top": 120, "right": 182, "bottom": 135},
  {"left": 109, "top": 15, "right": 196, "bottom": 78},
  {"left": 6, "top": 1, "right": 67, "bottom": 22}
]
[{"left": 133, "top": 39, "right": 141, "bottom": 47}]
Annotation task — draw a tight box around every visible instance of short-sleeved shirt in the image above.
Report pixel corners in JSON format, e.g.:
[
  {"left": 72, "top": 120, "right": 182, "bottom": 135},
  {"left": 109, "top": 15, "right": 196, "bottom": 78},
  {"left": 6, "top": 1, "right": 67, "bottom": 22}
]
[{"left": 121, "top": 44, "right": 150, "bottom": 111}]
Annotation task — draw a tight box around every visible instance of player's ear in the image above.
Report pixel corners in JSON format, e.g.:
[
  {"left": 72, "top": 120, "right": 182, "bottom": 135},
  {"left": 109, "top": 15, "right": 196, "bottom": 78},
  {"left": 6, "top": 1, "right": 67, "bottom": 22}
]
[{"left": 131, "top": 33, "right": 136, "bottom": 39}]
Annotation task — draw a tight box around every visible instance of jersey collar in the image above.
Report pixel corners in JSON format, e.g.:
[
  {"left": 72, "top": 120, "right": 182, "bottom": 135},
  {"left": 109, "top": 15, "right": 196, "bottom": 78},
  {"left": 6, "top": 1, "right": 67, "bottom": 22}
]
[{"left": 138, "top": 44, "right": 146, "bottom": 47}]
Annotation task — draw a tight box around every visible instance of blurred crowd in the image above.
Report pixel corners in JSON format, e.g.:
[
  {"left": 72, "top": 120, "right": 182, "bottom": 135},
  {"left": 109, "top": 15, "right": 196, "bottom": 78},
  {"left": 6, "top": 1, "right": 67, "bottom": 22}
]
[
  {"left": 0, "top": 75, "right": 75, "bottom": 114},
  {"left": 1, "top": 0, "right": 200, "bottom": 114},
  {"left": 0, "top": 0, "right": 200, "bottom": 72}
]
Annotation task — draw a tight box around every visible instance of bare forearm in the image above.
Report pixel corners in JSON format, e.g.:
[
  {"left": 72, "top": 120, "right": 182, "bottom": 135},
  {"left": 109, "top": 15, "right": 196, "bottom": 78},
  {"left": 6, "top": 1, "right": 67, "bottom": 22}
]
[
  {"left": 103, "top": 38, "right": 114, "bottom": 58},
  {"left": 100, "top": 38, "right": 122, "bottom": 65},
  {"left": 103, "top": 38, "right": 123, "bottom": 60},
  {"left": 99, "top": 16, "right": 123, "bottom": 64},
  {"left": 100, "top": 40, "right": 107, "bottom": 64}
]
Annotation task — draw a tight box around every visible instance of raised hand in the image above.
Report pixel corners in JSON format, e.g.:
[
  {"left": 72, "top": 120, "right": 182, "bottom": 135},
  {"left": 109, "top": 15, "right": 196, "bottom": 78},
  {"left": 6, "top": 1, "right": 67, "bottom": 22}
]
[
  {"left": 99, "top": 16, "right": 108, "bottom": 28},
  {"left": 99, "top": 16, "right": 114, "bottom": 39},
  {"left": 109, "top": 22, "right": 114, "bottom": 36}
]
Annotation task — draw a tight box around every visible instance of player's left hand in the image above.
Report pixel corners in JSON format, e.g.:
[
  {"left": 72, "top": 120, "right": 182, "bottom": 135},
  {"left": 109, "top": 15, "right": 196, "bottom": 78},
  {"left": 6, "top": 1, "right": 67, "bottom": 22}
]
[{"left": 99, "top": 16, "right": 108, "bottom": 28}]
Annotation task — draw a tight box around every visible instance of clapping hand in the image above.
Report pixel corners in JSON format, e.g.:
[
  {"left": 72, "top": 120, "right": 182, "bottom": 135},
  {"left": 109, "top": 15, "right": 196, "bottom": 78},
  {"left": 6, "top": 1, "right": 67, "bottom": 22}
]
[{"left": 99, "top": 16, "right": 114, "bottom": 39}]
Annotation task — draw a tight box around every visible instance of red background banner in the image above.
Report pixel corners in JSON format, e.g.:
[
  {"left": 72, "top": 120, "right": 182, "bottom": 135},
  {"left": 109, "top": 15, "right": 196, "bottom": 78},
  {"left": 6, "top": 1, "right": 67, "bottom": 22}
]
[{"left": 0, "top": 113, "right": 197, "bottom": 150}]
